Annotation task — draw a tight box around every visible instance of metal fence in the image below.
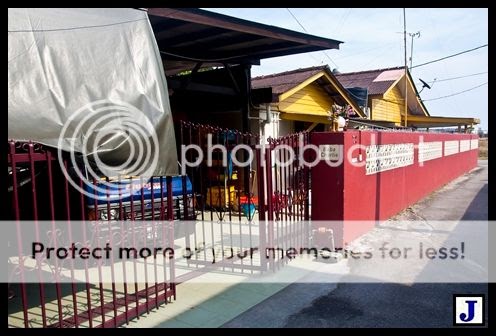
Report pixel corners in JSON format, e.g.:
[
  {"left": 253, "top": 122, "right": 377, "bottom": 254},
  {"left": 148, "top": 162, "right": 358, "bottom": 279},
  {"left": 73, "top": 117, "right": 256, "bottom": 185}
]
[
  {"left": 7, "top": 123, "right": 312, "bottom": 328},
  {"left": 177, "top": 122, "right": 311, "bottom": 276},
  {"left": 8, "top": 141, "right": 176, "bottom": 328}
]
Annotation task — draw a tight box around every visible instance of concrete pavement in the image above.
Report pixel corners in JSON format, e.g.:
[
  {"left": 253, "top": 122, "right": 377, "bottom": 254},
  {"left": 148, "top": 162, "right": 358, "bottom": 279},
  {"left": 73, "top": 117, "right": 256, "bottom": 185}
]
[{"left": 223, "top": 160, "right": 488, "bottom": 327}]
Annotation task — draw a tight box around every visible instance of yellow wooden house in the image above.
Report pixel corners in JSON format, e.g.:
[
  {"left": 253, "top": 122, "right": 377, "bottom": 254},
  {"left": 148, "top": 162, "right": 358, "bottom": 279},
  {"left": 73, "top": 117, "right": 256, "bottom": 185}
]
[
  {"left": 251, "top": 65, "right": 479, "bottom": 140},
  {"left": 251, "top": 65, "right": 366, "bottom": 140},
  {"left": 335, "top": 66, "right": 480, "bottom": 130}
]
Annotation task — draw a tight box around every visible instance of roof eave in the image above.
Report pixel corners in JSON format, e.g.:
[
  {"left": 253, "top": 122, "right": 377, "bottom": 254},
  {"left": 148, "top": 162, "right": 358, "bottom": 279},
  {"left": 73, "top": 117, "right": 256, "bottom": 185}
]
[{"left": 146, "top": 8, "right": 343, "bottom": 50}]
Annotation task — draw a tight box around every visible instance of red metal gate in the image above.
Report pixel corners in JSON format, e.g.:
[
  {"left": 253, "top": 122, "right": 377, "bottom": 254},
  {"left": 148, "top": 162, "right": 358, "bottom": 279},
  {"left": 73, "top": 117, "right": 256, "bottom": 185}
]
[
  {"left": 7, "top": 123, "right": 312, "bottom": 328},
  {"left": 176, "top": 122, "right": 311, "bottom": 275},
  {"left": 8, "top": 141, "right": 177, "bottom": 328},
  {"left": 264, "top": 133, "right": 311, "bottom": 270},
  {"left": 175, "top": 121, "right": 267, "bottom": 277}
]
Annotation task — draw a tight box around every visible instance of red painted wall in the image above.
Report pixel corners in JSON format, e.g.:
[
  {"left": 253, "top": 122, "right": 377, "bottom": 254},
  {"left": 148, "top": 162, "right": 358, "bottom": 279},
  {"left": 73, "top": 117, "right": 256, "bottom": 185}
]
[{"left": 311, "top": 131, "right": 479, "bottom": 248}]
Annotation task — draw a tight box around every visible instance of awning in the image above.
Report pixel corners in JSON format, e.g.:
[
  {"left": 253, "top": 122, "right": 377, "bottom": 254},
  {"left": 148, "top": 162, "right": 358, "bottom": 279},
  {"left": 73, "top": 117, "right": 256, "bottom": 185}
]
[
  {"left": 146, "top": 8, "right": 343, "bottom": 75},
  {"left": 404, "top": 115, "right": 480, "bottom": 128}
]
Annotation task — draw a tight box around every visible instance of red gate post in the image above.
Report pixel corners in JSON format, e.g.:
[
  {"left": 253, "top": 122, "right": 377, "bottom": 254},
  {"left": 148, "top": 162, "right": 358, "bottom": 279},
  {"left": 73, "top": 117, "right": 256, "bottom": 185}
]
[
  {"left": 8, "top": 141, "right": 30, "bottom": 328},
  {"left": 255, "top": 138, "right": 267, "bottom": 272},
  {"left": 166, "top": 176, "right": 176, "bottom": 300}
]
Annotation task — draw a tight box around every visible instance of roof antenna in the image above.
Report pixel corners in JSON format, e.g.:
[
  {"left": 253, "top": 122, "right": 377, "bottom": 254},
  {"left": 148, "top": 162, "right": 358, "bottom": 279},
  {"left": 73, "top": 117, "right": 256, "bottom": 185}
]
[{"left": 418, "top": 78, "right": 432, "bottom": 94}]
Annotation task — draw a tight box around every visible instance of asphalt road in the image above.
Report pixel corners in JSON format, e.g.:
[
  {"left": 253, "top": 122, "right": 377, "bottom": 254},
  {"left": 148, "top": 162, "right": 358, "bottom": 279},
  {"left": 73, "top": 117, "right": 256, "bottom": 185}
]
[{"left": 223, "top": 160, "right": 488, "bottom": 328}]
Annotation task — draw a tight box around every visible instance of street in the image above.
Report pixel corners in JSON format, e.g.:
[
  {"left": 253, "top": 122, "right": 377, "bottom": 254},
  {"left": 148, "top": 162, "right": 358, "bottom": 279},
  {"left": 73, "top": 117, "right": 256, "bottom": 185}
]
[{"left": 223, "top": 160, "right": 488, "bottom": 327}]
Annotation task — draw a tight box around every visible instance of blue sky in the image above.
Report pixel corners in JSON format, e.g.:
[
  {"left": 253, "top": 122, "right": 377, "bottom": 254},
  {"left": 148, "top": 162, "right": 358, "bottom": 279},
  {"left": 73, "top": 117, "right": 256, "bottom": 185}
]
[{"left": 205, "top": 8, "right": 488, "bottom": 131}]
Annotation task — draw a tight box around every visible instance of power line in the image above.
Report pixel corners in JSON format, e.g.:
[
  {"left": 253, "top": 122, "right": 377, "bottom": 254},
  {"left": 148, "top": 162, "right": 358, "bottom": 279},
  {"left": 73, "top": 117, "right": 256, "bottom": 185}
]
[
  {"left": 357, "top": 44, "right": 398, "bottom": 71},
  {"left": 416, "top": 71, "right": 488, "bottom": 85},
  {"left": 284, "top": 8, "right": 323, "bottom": 65},
  {"left": 286, "top": 8, "right": 339, "bottom": 69},
  {"left": 322, "top": 51, "right": 339, "bottom": 69},
  {"left": 8, "top": 18, "right": 148, "bottom": 32},
  {"left": 333, "top": 8, "right": 352, "bottom": 35},
  {"left": 422, "top": 82, "right": 487, "bottom": 101},
  {"left": 411, "top": 44, "right": 488, "bottom": 69},
  {"left": 335, "top": 42, "right": 396, "bottom": 60},
  {"left": 425, "top": 10, "right": 461, "bottom": 117},
  {"left": 286, "top": 8, "right": 307, "bottom": 32}
]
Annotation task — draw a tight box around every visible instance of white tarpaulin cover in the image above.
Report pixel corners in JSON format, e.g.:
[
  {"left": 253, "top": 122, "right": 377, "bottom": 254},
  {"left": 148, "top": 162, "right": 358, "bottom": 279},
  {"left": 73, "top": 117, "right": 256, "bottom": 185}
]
[{"left": 8, "top": 8, "right": 178, "bottom": 176}]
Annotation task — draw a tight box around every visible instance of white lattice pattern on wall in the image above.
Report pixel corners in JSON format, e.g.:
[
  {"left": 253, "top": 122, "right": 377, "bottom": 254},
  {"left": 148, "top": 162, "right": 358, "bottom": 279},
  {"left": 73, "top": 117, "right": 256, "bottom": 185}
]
[
  {"left": 444, "top": 140, "right": 459, "bottom": 156},
  {"left": 418, "top": 141, "right": 443, "bottom": 163},
  {"left": 471, "top": 139, "right": 479, "bottom": 149},
  {"left": 460, "top": 139, "right": 470, "bottom": 152},
  {"left": 365, "top": 143, "right": 414, "bottom": 175}
]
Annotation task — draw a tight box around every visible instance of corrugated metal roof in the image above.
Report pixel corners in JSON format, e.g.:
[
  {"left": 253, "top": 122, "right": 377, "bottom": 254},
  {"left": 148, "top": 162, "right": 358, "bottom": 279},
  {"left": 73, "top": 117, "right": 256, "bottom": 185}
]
[
  {"left": 252, "top": 65, "right": 327, "bottom": 95},
  {"left": 146, "top": 8, "right": 343, "bottom": 75},
  {"left": 335, "top": 66, "right": 404, "bottom": 95},
  {"left": 251, "top": 65, "right": 367, "bottom": 117}
]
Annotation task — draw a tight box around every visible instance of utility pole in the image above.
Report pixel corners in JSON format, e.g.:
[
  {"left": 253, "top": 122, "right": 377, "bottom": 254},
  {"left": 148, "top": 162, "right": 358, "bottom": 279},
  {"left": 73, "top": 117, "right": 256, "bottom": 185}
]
[
  {"left": 403, "top": 9, "right": 408, "bottom": 128},
  {"left": 409, "top": 31, "right": 421, "bottom": 71}
]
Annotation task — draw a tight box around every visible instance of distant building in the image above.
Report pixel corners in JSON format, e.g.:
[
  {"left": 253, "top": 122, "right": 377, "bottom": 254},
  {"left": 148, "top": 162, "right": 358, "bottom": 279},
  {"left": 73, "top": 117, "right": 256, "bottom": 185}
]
[
  {"left": 251, "top": 65, "right": 366, "bottom": 141},
  {"left": 335, "top": 67, "right": 480, "bottom": 130}
]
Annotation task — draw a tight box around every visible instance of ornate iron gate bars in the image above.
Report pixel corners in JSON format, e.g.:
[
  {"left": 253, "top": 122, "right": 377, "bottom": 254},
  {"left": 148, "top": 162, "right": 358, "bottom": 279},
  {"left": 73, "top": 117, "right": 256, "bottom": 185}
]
[
  {"left": 7, "top": 141, "right": 176, "bottom": 328},
  {"left": 176, "top": 122, "right": 311, "bottom": 276},
  {"left": 7, "top": 124, "right": 311, "bottom": 328}
]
